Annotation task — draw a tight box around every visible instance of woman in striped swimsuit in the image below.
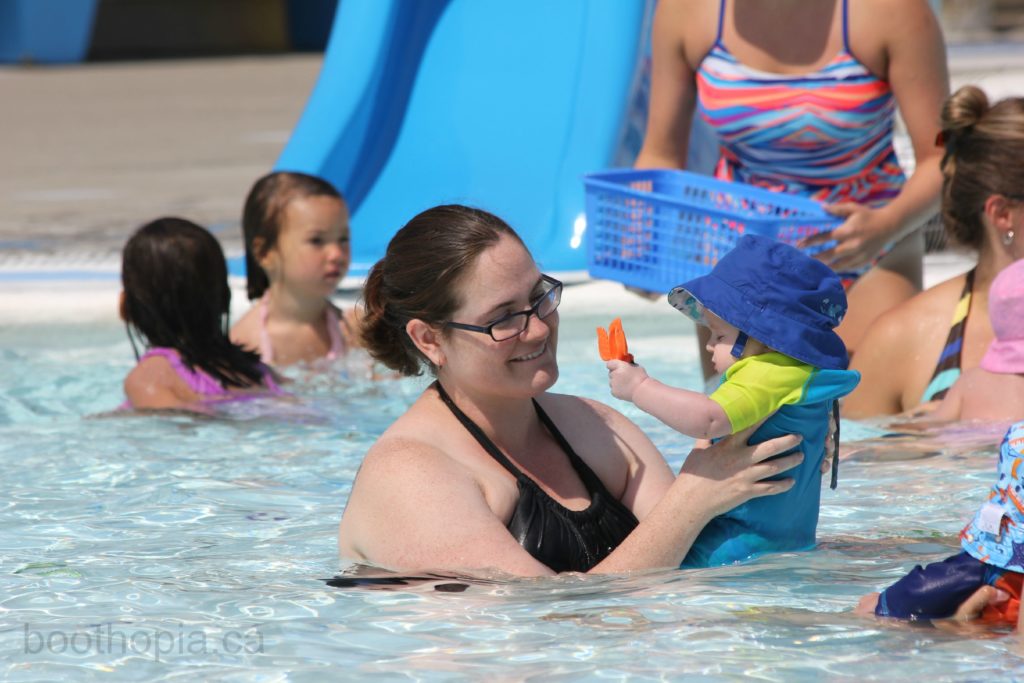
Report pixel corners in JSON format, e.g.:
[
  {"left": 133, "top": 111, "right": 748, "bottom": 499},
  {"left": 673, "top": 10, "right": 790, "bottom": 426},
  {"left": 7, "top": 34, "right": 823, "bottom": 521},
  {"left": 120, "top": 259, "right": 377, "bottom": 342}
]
[
  {"left": 845, "top": 87, "right": 1024, "bottom": 417},
  {"left": 636, "top": 0, "right": 948, "bottom": 375}
]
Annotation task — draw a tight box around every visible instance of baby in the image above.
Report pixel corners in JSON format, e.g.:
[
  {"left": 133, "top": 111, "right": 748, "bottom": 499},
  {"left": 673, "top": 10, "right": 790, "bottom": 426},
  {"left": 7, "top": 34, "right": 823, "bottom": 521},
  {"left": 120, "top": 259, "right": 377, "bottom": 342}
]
[
  {"left": 857, "top": 420, "right": 1024, "bottom": 624},
  {"left": 607, "top": 234, "right": 860, "bottom": 567}
]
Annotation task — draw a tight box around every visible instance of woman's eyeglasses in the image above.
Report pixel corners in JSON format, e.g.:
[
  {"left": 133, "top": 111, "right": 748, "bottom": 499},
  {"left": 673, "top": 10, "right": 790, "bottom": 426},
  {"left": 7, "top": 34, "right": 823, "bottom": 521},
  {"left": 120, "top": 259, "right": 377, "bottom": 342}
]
[{"left": 445, "top": 274, "right": 562, "bottom": 341}]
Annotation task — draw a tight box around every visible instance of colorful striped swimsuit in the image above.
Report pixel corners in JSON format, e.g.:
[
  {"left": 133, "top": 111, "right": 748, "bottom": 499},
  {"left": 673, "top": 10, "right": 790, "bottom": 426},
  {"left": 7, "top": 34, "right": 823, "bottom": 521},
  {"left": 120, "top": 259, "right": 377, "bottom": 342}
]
[{"left": 695, "top": 0, "right": 906, "bottom": 276}]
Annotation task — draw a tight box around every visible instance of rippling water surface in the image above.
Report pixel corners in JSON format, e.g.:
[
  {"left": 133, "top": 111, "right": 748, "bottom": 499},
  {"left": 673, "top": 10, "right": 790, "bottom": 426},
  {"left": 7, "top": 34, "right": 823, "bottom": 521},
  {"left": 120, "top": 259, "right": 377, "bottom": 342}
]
[{"left": 2, "top": 309, "right": 1022, "bottom": 681}]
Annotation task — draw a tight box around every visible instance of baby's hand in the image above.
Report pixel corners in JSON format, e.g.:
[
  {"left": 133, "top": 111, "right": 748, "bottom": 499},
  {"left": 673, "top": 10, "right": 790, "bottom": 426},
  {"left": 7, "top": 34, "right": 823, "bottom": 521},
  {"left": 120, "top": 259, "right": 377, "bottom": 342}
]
[{"left": 606, "top": 360, "right": 648, "bottom": 402}]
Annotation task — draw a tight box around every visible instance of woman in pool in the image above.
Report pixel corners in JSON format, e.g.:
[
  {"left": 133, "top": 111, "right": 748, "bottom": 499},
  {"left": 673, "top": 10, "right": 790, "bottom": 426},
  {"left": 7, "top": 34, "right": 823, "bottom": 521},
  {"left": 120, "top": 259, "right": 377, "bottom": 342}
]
[
  {"left": 845, "top": 86, "right": 1024, "bottom": 417},
  {"left": 120, "top": 217, "right": 283, "bottom": 411},
  {"left": 337, "top": 205, "right": 803, "bottom": 576}
]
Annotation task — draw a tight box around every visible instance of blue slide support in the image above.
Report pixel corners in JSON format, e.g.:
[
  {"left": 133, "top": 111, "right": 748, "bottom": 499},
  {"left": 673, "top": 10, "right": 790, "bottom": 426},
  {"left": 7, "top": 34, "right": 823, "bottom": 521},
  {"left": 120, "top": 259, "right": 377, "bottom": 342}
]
[{"left": 275, "top": 0, "right": 652, "bottom": 275}]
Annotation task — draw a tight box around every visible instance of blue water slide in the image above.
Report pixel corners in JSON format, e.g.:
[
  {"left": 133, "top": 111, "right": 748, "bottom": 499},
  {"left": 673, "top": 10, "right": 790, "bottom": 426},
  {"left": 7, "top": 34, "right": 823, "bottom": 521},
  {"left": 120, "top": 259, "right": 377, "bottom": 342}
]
[{"left": 275, "top": 0, "right": 651, "bottom": 275}]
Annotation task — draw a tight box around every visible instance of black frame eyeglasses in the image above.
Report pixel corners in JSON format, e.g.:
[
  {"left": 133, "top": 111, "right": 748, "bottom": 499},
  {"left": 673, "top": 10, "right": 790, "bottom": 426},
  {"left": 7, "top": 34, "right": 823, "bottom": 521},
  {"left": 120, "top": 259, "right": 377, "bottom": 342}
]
[{"left": 445, "top": 274, "right": 562, "bottom": 342}]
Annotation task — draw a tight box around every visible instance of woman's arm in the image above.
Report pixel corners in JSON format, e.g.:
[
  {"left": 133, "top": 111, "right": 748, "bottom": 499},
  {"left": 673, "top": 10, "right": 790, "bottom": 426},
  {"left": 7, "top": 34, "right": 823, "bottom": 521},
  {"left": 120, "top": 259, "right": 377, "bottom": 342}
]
[
  {"left": 805, "top": 0, "right": 949, "bottom": 271},
  {"left": 550, "top": 397, "right": 801, "bottom": 572},
  {"left": 338, "top": 438, "right": 557, "bottom": 576},
  {"left": 634, "top": 0, "right": 702, "bottom": 170},
  {"left": 590, "top": 424, "right": 802, "bottom": 572}
]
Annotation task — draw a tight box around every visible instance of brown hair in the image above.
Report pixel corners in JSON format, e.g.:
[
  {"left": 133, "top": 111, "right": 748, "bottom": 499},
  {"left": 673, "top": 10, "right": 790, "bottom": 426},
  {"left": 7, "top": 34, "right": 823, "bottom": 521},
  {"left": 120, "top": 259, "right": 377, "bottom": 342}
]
[
  {"left": 242, "top": 171, "right": 345, "bottom": 300},
  {"left": 361, "top": 205, "right": 525, "bottom": 376},
  {"left": 940, "top": 86, "right": 1024, "bottom": 249}
]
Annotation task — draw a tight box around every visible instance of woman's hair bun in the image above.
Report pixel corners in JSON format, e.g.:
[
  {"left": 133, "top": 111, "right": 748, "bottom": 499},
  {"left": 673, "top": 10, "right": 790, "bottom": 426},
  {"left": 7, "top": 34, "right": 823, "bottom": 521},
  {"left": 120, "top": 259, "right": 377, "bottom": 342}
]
[{"left": 941, "top": 85, "right": 991, "bottom": 136}]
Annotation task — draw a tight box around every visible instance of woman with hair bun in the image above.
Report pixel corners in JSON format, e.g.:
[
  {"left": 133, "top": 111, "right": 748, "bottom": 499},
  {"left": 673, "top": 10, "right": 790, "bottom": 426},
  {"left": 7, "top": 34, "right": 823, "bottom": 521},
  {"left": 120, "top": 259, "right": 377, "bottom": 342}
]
[
  {"left": 340, "top": 204, "right": 804, "bottom": 576},
  {"left": 845, "top": 86, "right": 1024, "bottom": 417}
]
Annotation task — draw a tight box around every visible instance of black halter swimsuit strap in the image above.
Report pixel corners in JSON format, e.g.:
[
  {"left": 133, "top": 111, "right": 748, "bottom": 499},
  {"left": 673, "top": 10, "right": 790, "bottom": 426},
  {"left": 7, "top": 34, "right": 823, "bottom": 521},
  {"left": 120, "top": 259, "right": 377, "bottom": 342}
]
[
  {"left": 433, "top": 380, "right": 609, "bottom": 500},
  {"left": 531, "top": 397, "right": 610, "bottom": 496},
  {"left": 431, "top": 381, "right": 637, "bottom": 573},
  {"left": 433, "top": 381, "right": 527, "bottom": 479}
]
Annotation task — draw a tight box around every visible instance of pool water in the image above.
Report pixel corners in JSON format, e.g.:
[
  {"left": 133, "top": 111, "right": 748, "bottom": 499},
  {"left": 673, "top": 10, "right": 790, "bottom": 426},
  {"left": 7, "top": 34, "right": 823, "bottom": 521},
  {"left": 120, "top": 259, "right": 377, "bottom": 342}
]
[{"left": 2, "top": 295, "right": 1023, "bottom": 681}]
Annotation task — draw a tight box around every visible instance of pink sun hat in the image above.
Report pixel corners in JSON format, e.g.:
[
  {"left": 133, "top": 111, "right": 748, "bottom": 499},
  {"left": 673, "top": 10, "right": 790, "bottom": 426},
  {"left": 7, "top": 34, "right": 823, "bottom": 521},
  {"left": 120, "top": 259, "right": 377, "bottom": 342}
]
[{"left": 981, "top": 259, "right": 1024, "bottom": 374}]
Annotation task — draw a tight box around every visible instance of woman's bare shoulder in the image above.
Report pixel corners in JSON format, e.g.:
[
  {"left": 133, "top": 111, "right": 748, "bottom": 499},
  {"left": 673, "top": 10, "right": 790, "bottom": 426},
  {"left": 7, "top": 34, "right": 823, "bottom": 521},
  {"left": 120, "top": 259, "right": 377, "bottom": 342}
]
[
  {"left": 359, "top": 396, "right": 457, "bottom": 468},
  {"left": 858, "top": 0, "right": 930, "bottom": 14},
  {"left": 359, "top": 432, "right": 451, "bottom": 477},
  {"left": 538, "top": 392, "right": 661, "bottom": 459},
  {"left": 908, "top": 273, "right": 970, "bottom": 318},
  {"left": 655, "top": 0, "right": 720, "bottom": 65},
  {"left": 867, "top": 273, "right": 966, "bottom": 341},
  {"left": 851, "top": 0, "right": 944, "bottom": 72},
  {"left": 857, "top": 0, "right": 940, "bottom": 37},
  {"left": 538, "top": 392, "right": 622, "bottom": 426},
  {"left": 657, "top": 0, "right": 720, "bottom": 24}
]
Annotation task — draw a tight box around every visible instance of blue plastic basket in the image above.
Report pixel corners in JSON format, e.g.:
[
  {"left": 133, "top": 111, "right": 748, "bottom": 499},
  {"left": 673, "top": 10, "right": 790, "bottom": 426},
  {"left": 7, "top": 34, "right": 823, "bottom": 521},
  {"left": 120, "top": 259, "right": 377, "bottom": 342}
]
[{"left": 584, "top": 169, "right": 842, "bottom": 293}]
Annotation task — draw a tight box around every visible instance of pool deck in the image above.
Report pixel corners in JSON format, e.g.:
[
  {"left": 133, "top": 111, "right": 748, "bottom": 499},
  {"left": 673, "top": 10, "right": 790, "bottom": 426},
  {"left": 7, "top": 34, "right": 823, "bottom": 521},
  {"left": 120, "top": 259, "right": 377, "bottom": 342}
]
[{"left": 2, "top": 43, "right": 1020, "bottom": 324}]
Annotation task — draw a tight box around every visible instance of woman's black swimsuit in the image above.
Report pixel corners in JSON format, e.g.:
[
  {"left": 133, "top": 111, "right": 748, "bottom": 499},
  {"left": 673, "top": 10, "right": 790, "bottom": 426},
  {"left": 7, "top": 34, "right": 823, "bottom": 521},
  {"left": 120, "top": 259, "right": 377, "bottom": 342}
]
[{"left": 433, "top": 382, "right": 638, "bottom": 573}]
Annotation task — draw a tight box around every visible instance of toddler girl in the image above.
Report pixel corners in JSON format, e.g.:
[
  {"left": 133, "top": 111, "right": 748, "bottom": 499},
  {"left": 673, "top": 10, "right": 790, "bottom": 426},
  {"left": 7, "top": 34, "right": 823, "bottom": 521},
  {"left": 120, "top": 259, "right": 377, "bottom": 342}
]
[
  {"left": 231, "top": 171, "right": 362, "bottom": 366},
  {"left": 121, "top": 217, "right": 283, "bottom": 411},
  {"left": 606, "top": 235, "right": 860, "bottom": 566}
]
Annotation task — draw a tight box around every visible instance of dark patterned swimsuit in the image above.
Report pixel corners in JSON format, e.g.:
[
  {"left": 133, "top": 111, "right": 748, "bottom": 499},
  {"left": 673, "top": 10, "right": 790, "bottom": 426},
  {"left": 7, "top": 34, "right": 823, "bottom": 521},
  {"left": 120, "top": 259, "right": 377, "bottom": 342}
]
[
  {"left": 433, "top": 382, "right": 638, "bottom": 573},
  {"left": 920, "top": 268, "right": 975, "bottom": 403}
]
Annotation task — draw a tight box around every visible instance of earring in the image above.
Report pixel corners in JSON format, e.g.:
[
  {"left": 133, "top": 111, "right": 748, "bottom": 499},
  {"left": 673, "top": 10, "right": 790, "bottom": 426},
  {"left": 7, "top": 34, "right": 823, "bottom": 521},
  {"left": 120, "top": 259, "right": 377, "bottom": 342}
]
[{"left": 1004, "top": 230, "right": 1016, "bottom": 246}]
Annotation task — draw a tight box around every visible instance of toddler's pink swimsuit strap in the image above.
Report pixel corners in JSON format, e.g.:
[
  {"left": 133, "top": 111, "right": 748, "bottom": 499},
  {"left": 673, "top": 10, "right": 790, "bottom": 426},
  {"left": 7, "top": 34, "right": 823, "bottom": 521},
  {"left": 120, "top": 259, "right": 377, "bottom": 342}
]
[
  {"left": 141, "top": 348, "right": 229, "bottom": 396},
  {"left": 258, "top": 294, "right": 347, "bottom": 365}
]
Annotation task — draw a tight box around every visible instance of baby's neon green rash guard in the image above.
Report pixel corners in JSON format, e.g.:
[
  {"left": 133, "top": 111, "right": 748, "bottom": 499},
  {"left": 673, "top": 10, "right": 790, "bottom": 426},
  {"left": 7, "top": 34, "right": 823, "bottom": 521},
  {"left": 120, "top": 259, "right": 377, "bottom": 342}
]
[
  {"left": 682, "top": 351, "right": 860, "bottom": 568},
  {"left": 711, "top": 352, "right": 817, "bottom": 432}
]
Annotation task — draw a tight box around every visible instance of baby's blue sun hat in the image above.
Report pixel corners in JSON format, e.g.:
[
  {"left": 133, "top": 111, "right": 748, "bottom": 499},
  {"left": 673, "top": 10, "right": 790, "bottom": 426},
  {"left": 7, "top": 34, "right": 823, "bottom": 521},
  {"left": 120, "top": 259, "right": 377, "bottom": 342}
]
[
  {"left": 961, "top": 421, "right": 1024, "bottom": 572},
  {"left": 667, "top": 234, "right": 849, "bottom": 370}
]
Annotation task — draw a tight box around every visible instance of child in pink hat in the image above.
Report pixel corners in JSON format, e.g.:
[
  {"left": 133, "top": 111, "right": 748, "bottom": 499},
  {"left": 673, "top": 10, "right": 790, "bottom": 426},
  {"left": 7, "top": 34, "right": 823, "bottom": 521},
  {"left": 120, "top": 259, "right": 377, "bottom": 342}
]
[{"left": 928, "top": 259, "right": 1024, "bottom": 422}]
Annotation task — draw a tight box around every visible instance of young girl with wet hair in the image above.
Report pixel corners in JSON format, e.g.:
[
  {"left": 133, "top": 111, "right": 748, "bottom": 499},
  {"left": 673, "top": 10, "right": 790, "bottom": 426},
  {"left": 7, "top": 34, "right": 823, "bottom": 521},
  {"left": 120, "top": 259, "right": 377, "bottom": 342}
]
[
  {"left": 231, "top": 171, "right": 363, "bottom": 367},
  {"left": 120, "top": 217, "right": 283, "bottom": 411}
]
